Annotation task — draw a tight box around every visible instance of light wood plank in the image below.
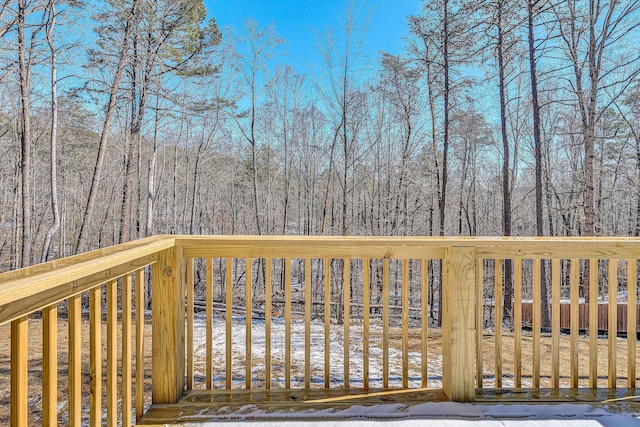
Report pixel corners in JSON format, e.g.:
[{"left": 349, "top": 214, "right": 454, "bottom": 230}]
[
  {"left": 305, "top": 258, "right": 312, "bottom": 388},
  {"left": 570, "top": 259, "right": 579, "bottom": 388},
  {"left": 589, "top": 258, "right": 598, "bottom": 388},
  {"left": 627, "top": 259, "right": 637, "bottom": 389},
  {"left": 551, "top": 258, "right": 561, "bottom": 388},
  {"left": 608, "top": 259, "right": 617, "bottom": 389},
  {"left": 476, "top": 259, "right": 483, "bottom": 388},
  {"left": 186, "top": 258, "right": 194, "bottom": 390},
  {"left": 122, "top": 274, "right": 133, "bottom": 427},
  {"left": 402, "top": 258, "right": 409, "bottom": 389},
  {"left": 364, "top": 258, "right": 371, "bottom": 389},
  {"left": 265, "top": 258, "right": 272, "bottom": 389},
  {"left": 135, "top": 269, "right": 145, "bottom": 422},
  {"left": 107, "top": 279, "right": 118, "bottom": 427},
  {"left": 383, "top": 258, "right": 390, "bottom": 388},
  {"left": 422, "top": 259, "right": 429, "bottom": 389},
  {"left": 513, "top": 259, "right": 522, "bottom": 388},
  {"left": 11, "top": 316, "right": 28, "bottom": 427},
  {"left": 43, "top": 304, "right": 58, "bottom": 427},
  {"left": 205, "top": 258, "right": 213, "bottom": 389},
  {"left": 246, "top": 258, "right": 252, "bottom": 390},
  {"left": 68, "top": 294, "right": 82, "bottom": 427},
  {"left": 90, "top": 286, "right": 102, "bottom": 426},
  {"left": 226, "top": 258, "right": 232, "bottom": 390},
  {"left": 494, "top": 259, "right": 502, "bottom": 388},
  {"left": 344, "top": 258, "right": 351, "bottom": 388},
  {"left": 532, "top": 259, "right": 541, "bottom": 388},
  {"left": 442, "top": 246, "right": 476, "bottom": 402},
  {"left": 324, "top": 258, "right": 331, "bottom": 388},
  {"left": 285, "top": 258, "right": 292, "bottom": 389}
]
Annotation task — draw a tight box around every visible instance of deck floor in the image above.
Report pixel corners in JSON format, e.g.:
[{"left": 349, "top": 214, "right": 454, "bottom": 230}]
[{"left": 137, "top": 388, "right": 640, "bottom": 425}]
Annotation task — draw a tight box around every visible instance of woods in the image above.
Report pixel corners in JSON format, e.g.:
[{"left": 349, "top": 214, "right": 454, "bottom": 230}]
[{"left": 2, "top": 0, "right": 640, "bottom": 316}]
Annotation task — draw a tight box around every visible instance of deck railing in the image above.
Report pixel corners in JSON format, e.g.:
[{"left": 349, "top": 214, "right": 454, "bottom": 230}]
[{"left": 1, "top": 235, "right": 639, "bottom": 426}]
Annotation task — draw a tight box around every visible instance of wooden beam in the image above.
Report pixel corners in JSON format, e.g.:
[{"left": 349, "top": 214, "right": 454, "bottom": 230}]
[{"left": 11, "top": 316, "right": 28, "bottom": 427}]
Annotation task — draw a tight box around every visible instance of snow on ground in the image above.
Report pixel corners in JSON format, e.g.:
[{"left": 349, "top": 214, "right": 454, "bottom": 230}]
[{"left": 192, "top": 315, "right": 443, "bottom": 388}]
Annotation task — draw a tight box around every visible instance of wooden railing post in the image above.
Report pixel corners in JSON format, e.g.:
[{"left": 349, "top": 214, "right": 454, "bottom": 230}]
[
  {"left": 442, "top": 246, "right": 476, "bottom": 402},
  {"left": 152, "top": 245, "right": 185, "bottom": 404}
]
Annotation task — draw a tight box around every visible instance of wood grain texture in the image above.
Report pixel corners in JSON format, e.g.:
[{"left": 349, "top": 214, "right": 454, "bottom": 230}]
[
  {"left": 225, "top": 258, "right": 232, "bottom": 390},
  {"left": 402, "top": 259, "right": 409, "bottom": 389},
  {"left": 344, "top": 259, "right": 351, "bottom": 389},
  {"left": 422, "top": 259, "right": 428, "bottom": 389},
  {"left": 305, "top": 258, "right": 311, "bottom": 389},
  {"left": 608, "top": 259, "right": 617, "bottom": 388},
  {"left": 442, "top": 247, "right": 476, "bottom": 402},
  {"left": 285, "top": 258, "right": 292, "bottom": 389},
  {"left": 324, "top": 258, "right": 330, "bottom": 388},
  {"left": 246, "top": 258, "right": 252, "bottom": 390},
  {"left": 186, "top": 258, "right": 194, "bottom": 390},
  {"left": 382, "top": 258, "right": 390, "bottom": 389},
  {"left": 551, "top": 258, "right": 560, "bottom": 389},
  {"left": 135, "top": 269, "right": 145, "bottom": 422},
  {"left": 532, "top": 259, "right": 541, "bottom": 388},
  {"left": 589, "top": 259, "right": 598, "bottom": 388},
  {"left": 107, "top": 279, "right": 117, "bottom": 427},
  {"left": 514, "top": 259, "right": 522, "bottom": 388},
  {"left": 68, "top": 294, "right": 82, "bottom": 427},
  {"left": 570, "top": 259, "right": 579, "bottom": 388},
  {"left": 494, "top": 259, "right": 502, "bottom": 389},
  {"left": 11, "top": 316, "right": 28, "bottom": 427},
  {"left": 205, "top": 258, "right": 213, "bottom": 390},
  {"left": 89, "top": 287, "right": 102, "bottom": 426},
  {"left": 42, "top": 304, "right": 57, "bottom": 427},
  {"left": 364, "top": 258, "right": 371, "bottom": 389},
  {"left": 122, "top": 274, "right": 133, "bottom": 427},
  {"left": 476, "top": 259, "right": 483, "bottom": 388},
  {"left": 628, "top": 259, "right": 637, "bottom": 389},
  {"left": 265, "top": 259, "right": 272, "bottom": 389}
]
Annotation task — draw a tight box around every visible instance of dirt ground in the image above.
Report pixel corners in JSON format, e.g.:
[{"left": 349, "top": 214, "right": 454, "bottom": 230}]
[{"left": 1, "top": 317, "right": 638, "bottom": 426}]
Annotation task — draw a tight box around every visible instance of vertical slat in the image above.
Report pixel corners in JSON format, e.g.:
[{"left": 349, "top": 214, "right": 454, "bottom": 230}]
[
  {"left": 205, "top": 258, "right": 213, "bottom": 389},
  {"left": 246, "top": 258, "right": 252, "bottom": 390},
  {"left": 135, "top": 269, "right": 145, "bottom": 422},
  {"left": 285, "top": 258, "right": 292, "bottom": 389},
  {"left": 305, "top": 258, "right": 312, "bottom": 388},
  {"left": 324, "top": 258, "right": 331, "bottom": 388},
  {"left": 226, "top": 258, "right": 232, "bottom": 390},
  {"left": 122, "top": 274, "right": 133, "bottom": 427},
  {"left": 90, "top": 286, "right": 102, "bottom": 427},
  {"left": 402, "top": 258, "right": 409, "bottom": 389},
  {"left": 69, "top": 294, "right": 82, "bottom": 427},
  {"left": 343, "top": 258, "right": 351, "bottom": 388},
  {"left": 551, "top": 258, "right": 561, "bottom": 388},
  {"left": 265, "top": 258, "right": 272, "bottom": 389},
  {"left": 627, "top": 259, "right": 637, "bottom": 389},
  {"left": 186, "top": 258, "right": 194, "bottom": 390},
  {"left": 364, "top": 258, "right": 371, "bottom": 389},
  {"left": 494, "top": 259, "right": 502, "bottom": 388},
  {"left": 43, "top": 304, "right": 58, "bottom": 427},
  {"left": 608, "top": 259, "right": 617, "bottom": 389},
  {"left": 11, "top": 316, "right": 28, "bottom": 427},
  {"left": 382, "top": 258, "right": 390, "bottom": 388},
  {"left": 589, "top": 258, "right": 598, "bottom": 388},
  {"left": 475, "top": 259, "right": 483, "bottom": 388},
  {"left": 570, "top": 259, "right": 579, "bottom": 388},
  {"left": 513, "top": 259, "right": 522, "bottom": 388},
  {"left": 107, "top": 279, "right": 117, "bottom": 427},
  {"left": 422, "top": 259, "right": 429, "bottom": 389},
  {"left": 532, "top": 259, "right": 541, "bottom": 388}
]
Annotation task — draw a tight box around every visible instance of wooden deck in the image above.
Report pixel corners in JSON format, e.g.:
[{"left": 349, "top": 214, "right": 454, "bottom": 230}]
[{"left": 137, "top": 387, "right": 640, "bottom": 425}]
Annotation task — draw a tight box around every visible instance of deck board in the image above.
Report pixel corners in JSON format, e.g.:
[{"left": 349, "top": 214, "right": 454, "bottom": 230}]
[{"left": 137, "top": 387, "right": 640, "bottom": 425}]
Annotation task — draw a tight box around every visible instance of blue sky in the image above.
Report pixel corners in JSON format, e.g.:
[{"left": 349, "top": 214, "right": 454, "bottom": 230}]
[{"left": 204, "top": 0, "right": 422, "bottom": 71}]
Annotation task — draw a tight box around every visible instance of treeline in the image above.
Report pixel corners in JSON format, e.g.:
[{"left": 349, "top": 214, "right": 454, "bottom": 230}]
[{"left": 1, "top": 0, "right": 640, "bottom": 276}]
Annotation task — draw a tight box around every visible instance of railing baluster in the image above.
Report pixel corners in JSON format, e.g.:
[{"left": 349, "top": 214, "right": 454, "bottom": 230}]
[
  {"left": 324, "top": 258, "right": 330, "bottom": 388},
  {"left": 265, "top": 258, "right": 272, "bottom": 389},
  {"left": 122, "top": 274, "right": 132, "bottom": 427},
  {"left": 344, "top": 258, "right": 350, "bottom": 389},
  {"left": 532, "top": 259, "right": 541, "bottom": 388},
  {"left": 589, "top": 258, "right": 598, "bottom": 388},
  {"left": 90, "top": 286, "right": 102, "bottom": 426},
  {"left": 570, "top": 259, "right": 579, "bottom": 388},
  {"left": 226, "top": 258, "right": 232, "bottom": 390},
  {"left": 11, "top": 316, "right": 28, "bottom": 426},
  {"left": 513, "top": 259, "right": 522, "bottom": 388},
  {"left": 304, "top": 257, "right": 311, "bottom": 389},
  {"left": 107, "top": 279, "right": 117, "bottom": 427},
  {"left": 383, "top": 258, "right": 389, "bottom": 388},
  {"left": 186, "top": 258, "right": 194, "bottom": 390},
  {"left": 364, "top": 258, "right": 370, "bottom": 389},
  {"left": 422, "top": 259, "right": 429, "bottom": 389},
  {"left": 205, "top": 258, "right": 213, "bottom": 389},
  {"left": 475, "top": 259, "right": 483, "bottom": 388},
  {"left": 608, "top": 259, "right": 618, "bottom": 389},
  {"left": 551, "top": 258, "right": 561, "bottom": 388},
  {"left": 628, "top": 259, "right": 637, "bottom": 389},
  {"left": 402, "top": 258, "right": 409, "bottom": 389},
  {"left": 285, "top": 257, "right": 292, "bottom": 389},
  {"left": 246, "top": 258, "right": 252, "bottom": 390},
  {"left": 135, "top": 269, "right": 145, "bottom": 422},
  {"left": 69, "top": 294, "right": 82, "bottom": 427},
  {"left": 494, "top": 259, "right": 502, "bottom": 388},
  {"left": 43, "top": 304, "right": 58, "bottom": 427}
]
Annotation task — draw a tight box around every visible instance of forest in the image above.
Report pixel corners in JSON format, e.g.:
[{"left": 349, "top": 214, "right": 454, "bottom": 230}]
[{"left": 2, "top": 0, "right": 640, "bottom": 276}]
